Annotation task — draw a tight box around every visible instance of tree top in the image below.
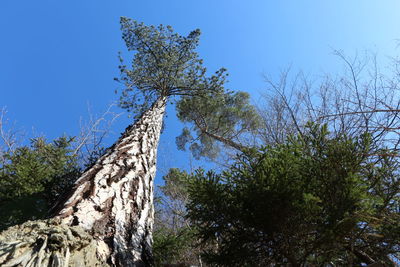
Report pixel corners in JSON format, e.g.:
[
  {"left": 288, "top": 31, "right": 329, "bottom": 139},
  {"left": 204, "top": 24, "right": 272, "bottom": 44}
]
[{"left": 117, "top": 17, "right": 227, "bottom": 117}]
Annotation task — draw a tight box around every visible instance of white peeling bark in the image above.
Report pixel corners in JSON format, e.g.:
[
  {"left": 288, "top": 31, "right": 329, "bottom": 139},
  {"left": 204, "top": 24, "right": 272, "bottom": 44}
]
[
  {"left": 0, "top": 98, "right": 167, "bottom": 267},
  {"left": 53, "top": 96, "right": 167, "bottom": 266}
]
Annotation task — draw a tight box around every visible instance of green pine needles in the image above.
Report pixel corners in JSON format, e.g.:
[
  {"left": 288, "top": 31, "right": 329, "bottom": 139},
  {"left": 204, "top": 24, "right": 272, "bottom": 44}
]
[
  {"left": 117, "top": 17, "right": 227, "bottom": 117},
  {"left": 186, "top": 124, "right": 400, "bottom": 265}
]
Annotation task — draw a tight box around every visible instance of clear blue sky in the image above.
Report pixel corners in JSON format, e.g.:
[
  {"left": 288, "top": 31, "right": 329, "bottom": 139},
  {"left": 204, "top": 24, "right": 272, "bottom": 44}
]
[{"left": 1, "top": 1, "right": 400, "bottom": 180}]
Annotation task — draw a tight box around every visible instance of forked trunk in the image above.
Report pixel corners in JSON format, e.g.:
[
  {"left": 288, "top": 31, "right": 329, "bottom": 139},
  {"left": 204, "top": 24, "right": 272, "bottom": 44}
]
[{"left": 0, "top": 97, "right": 167, "bottom": 267}]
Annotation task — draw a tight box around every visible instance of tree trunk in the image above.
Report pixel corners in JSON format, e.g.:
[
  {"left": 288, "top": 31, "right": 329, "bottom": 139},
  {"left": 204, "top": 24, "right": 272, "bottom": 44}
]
[{"left": 0, "top": 97, "right": 167, "bottom": 267}]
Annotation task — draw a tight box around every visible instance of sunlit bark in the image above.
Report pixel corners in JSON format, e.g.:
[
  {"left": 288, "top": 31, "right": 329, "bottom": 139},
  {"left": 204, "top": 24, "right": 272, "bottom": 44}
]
[{"left": 0, "top": 97, "right": 167, "bottom": 267}]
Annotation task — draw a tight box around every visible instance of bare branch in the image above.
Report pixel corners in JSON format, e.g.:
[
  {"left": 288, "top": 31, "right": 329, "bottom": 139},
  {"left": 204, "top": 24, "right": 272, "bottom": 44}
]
[
  {"left": 73, "top": 102, "right": 123, "bottom": 166},
  {"left": 0, "top": 107, "right": 22, "bottom": 154}
]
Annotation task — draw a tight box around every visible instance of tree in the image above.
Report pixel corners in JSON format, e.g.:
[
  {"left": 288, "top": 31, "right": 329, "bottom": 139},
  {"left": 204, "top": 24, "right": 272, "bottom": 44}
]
[
  {"left": 118, "top": 18, "right": 261, "bottom": 161},
  {"left": 0, "top": 17, "right": 229, "bottom": 266},
  {"left": 0, "top": 103, "right": 121, "bottom": 232},
  {"left": 259, "top": 51, "right": 400, "bottom": 152},
  {"left": 186, "top": 124, "right": 400, "bottom": 266},
  {"left": 73, "top": 102, "right": 123, "bottom": 168},
  {"left": 176, "top": 90, "right": 260, "bottom": 160},
  {"left": 153, "top": 168, "right": 202, "bottom": 266},
  {"left": 0, "top": 136, "right": 79, "bottom": 231},
  {"left": 117, "top": 18, "right": 225, "bottom": 118}
]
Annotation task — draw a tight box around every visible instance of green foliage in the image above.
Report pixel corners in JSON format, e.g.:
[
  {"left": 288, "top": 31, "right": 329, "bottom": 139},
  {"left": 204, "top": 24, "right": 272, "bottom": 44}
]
[
  {"left": 117, "top": 18, "right": 260, "bottom": 160},
  {"left": 153, "top": 226, "right": 196, "bottom": 266},
  {"left": 117, "top": 17, "right": 227, "bottom": 118},
  {"left": 153, "top": 168, "right": 202, "bottom": 266},
  {"left": 0, "top": 137, "right": 79, "bottom": 230},
  {"left": 176, "top": 90, "right": 261, "bottom": 159},
  {"left": 159, "top": 168, "right": 190, "bottom": 201},
  {"left": 186, "top": 124, "right": 400, "bottom": 266}
]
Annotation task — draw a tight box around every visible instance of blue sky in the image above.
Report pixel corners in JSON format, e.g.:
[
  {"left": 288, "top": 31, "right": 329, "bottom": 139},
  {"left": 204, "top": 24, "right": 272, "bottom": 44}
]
[{"left": 1, "top": 1, "right": 400, "bottom": 180}]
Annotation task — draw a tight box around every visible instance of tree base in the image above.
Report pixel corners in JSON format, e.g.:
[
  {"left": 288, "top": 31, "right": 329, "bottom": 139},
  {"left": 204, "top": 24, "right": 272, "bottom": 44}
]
[{"left": 0, "top": 219, "right": 109, "bottom": 266}]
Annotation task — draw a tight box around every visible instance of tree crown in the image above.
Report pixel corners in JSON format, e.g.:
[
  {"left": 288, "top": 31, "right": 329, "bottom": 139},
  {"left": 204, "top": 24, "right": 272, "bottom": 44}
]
[{"left": 117, "top": 17, "right": 227, "bottom": 117}]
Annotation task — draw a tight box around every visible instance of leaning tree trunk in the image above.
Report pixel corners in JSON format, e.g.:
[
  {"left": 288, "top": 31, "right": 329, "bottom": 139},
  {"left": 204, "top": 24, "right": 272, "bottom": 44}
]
[{"left": 0, "top": 97, "right": 167, "bottom": 267}]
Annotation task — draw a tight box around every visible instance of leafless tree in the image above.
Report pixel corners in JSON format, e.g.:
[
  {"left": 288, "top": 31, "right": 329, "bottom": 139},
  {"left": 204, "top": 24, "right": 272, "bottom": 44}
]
[
  {"left": 0, "top": 102, "right": 123, "bottom": 169},
  {"left": 0, "top": 107, "right": 24, "bottom": 169},
  {"left": 0, "top": 107, "right": 21, "bottom": 152},
  {"left": 260, "top": 50, "right": 400, "bottom": 154},
  {"left": 73, "top": 102, "right": 123, "bottom": 167}
]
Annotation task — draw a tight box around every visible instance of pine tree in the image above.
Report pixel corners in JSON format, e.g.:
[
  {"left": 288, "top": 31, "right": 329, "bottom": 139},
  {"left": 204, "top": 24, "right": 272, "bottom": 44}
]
[{"left": 0, "top": 17, "right": 227, "bottom": 266}]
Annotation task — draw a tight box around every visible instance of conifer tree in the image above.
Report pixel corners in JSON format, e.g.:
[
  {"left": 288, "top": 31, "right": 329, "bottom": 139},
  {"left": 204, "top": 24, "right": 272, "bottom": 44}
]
[{"left": 0, "top": 17, "right": 231, "bottom": 266}]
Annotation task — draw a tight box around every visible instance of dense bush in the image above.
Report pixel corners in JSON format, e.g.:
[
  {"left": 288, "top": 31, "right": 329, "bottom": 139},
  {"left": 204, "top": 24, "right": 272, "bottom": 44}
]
[{"left": 187, "top": 124, "right": 400, "bottom": 266}]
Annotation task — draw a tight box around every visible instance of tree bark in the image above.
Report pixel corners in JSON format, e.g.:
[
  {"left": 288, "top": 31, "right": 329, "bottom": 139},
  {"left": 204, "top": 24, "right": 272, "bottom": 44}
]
[{"left": 0, "top": 97, "right": 167, "bottom": 267}]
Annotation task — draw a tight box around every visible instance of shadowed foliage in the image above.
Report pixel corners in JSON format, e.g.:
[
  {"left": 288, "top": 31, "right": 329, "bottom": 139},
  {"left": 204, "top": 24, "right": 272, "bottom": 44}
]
[
  {"left": 187, "top": 124, "right": 400, "bottom": 266},
  {"left": 0, "top": 137, "right": 79, "bottom": 230}
]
